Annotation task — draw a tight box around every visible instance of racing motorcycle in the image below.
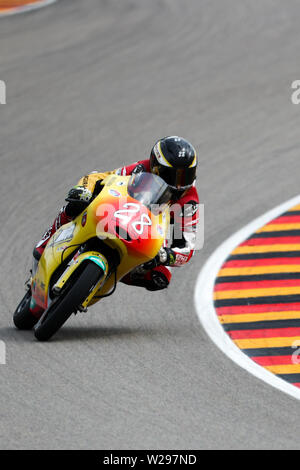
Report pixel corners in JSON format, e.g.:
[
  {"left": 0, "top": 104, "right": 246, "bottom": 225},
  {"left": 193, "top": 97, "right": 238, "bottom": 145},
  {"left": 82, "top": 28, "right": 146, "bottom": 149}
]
[{"left": 13, "top": 172, "right": 172, "bottom": 341}]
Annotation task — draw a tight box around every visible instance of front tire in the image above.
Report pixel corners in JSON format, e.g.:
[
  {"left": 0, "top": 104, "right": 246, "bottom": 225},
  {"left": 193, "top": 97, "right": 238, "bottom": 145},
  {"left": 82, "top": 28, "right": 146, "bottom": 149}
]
[
  {"left": 13, "top": 289, "right": 38, "bottom": 330},
  {"left": 34, "top": 262, "right": 104, "bottom": 342}
]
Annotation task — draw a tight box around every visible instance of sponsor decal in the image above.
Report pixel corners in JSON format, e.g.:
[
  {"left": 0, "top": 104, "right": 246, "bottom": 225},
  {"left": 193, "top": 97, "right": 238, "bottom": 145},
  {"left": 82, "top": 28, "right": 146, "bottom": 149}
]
[
  {"left": 56, "top": 245, "right": 69, "bottom": 252},
  {"left": 175, "top": 253, "right": 189, "bottom": 265},
  {"left": 153, "top": 143, "right": 161, "bottom": 160},
  {"left": 72, "top": 250, "right": 80, "bottom": 262},
  {"left": 53, "top": 224, "right": 75, "bottom": 245},
  {"left": 81, "top": 211, "right": 87, "bottom": 227},
  {"left": 109, "top": 189, "right": 121, "bottom": 198}
]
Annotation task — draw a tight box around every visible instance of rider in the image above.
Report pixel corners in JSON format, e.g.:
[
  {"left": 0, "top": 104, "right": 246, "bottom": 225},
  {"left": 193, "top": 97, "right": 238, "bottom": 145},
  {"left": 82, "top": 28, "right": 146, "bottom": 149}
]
[{"left": 33, "top": 136, "right": 199, "bottom": 291}]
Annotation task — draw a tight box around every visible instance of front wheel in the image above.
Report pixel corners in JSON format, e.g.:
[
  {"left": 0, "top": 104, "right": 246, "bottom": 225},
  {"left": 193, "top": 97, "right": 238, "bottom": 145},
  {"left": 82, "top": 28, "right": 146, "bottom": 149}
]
[
  {"left": 34, "top": 262, "right": 104, "bottom": 342},
  {"left": 13, "top": 289, "right": 38, "bottom": 330}
]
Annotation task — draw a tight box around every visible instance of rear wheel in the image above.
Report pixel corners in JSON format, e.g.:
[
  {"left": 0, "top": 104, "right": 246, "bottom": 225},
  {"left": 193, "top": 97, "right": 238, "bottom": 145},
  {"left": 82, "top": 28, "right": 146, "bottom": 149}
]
[
  {"left": 13, "top": 289, "right": 38, "bottom": 330},
  {"left": 34, "top": 262, "right": 104, "bottom": 342}
]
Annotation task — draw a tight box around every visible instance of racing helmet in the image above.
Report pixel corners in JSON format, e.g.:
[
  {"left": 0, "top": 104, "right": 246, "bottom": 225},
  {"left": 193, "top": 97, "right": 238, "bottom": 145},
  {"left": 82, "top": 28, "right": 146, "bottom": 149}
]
[{"left": 150, "top": 136, "right": 197, "bottom": 198}]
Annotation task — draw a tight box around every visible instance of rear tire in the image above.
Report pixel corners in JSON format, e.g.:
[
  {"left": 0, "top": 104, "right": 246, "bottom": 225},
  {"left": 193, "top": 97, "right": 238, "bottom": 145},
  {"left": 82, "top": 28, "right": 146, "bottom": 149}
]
[
  {"left": 34, "top": 262, "right": 104, "bottom": 342},
  {"left": 13, "top": 289, "right": 38, "bottom": 330}
]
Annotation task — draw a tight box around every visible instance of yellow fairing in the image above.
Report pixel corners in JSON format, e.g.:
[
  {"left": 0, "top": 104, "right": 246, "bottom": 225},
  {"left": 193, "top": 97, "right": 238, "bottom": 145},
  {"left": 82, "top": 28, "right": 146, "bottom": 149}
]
[{"left": 31, "top": 175, "right": 169, "bottom": 311}]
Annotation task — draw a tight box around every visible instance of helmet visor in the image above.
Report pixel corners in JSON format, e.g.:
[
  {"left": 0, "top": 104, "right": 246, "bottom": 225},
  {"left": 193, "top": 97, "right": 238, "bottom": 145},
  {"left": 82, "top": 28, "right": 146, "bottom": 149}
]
[{"left": 156, "top": 165, "right": 196, "bottom": 190}]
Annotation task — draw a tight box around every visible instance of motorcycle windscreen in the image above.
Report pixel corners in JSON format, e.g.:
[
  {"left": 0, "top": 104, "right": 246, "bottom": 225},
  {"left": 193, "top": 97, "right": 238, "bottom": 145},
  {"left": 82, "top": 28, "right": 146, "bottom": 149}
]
[{"left": 127, "top": 172, "right": 172, "bottom": 209}]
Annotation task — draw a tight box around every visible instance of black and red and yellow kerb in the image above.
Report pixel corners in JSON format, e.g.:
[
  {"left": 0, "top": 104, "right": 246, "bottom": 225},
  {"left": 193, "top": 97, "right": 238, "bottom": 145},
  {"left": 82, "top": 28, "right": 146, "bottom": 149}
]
[{"left": 214, "top": 203, "right": 300, "bottom": 388}]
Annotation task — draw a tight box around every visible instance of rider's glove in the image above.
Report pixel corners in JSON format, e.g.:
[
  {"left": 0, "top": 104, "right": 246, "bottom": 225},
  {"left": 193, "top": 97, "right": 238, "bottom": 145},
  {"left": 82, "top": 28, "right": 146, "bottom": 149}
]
[
  {"left": 157, "top": 247, "right": 176, "bottom": 266},
  {"left": 142, "top": 248, "right": 176, "bottom": 271},
  {"left": 132, "top": 163, "right": 146, "bottom": 175},
  {"left": 66, "top": 186, "right": 93, "bottom": 204}
]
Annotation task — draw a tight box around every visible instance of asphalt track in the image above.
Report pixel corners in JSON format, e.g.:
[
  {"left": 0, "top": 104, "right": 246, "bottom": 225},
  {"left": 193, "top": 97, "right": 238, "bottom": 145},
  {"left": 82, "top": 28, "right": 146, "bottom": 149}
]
[{"left": 1, "top": 0, "right": 300, "bottom": 450}]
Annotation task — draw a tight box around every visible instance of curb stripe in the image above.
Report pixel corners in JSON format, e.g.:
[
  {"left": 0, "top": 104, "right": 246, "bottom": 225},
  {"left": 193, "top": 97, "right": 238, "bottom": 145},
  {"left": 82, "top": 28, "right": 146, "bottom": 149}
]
[
  {"left": 228, "top": 327, "right": 300, "bottom": 339},
  {"left": 244, "top": 347, "right": 297, "bottom": 356},
  {"left": 223, "top": 258, "right": 300, "bottom": 267},
  {"left": 214, "top": 295, "right": 300, "bottom": 307},
  {"left": 266, "top": 365, "right": 300, "bottom": 374},
  {"left": 214, "top": 286, "right": 300, "bottom": 299},
  {"left": 219, "top": 266, "right": 300, "bottom": 275},
  {"left": 252, "top": 230, "right": 300, "bottom": 238},
  {"left": 258, "top": 217, "right": 300, "bottom": 224},
  {"left": 281, "top": 212, "right": 300, "bottom": 217},
  {"left": 233, "top": 244, "right": 300, "bottom": 254},
  {"left": 241, "top": 236, "right": 300, "bottom": 245},
  {"left": 216, "top": 273, "right": 300, "bottom": 283},
  {"left": 215, "top": 279, "right": 300, "bottom": 291},
  {"left": 253, "top": 356, "right": 296, "bottom": 366},
  {"left": 228, "top": 251, "right": 300, "bottom": 259},
  {"left": 216, "top": 303, "right": 300, "bottom": 314},
  {"left": 224, "top": 319, "right": 300, "bottom": 331},
  {"left": 277, "top": 374, "right": 300, "bottom": 383},
  {"left": 219, "top": 312, "right": 300, "bottom": 323},
  {"left": 233, "top": 337, "right": 300, "bottom": 348}
]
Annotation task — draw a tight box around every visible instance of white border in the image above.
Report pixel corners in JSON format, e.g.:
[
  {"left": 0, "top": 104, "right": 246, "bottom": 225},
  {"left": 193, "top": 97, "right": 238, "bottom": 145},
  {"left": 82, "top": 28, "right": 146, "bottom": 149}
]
[
  {"left": 0, "top": 0, "right": 56, "bottom": 17},
  {"left": 194, "top": 194, "right": 300, "bottom": 401}
]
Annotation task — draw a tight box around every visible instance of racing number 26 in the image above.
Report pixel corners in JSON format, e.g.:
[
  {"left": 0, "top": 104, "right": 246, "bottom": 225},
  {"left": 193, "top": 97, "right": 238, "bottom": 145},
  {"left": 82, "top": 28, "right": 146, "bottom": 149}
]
[{"left": 114, "top": 203, "right": 152, "bottom": 235}]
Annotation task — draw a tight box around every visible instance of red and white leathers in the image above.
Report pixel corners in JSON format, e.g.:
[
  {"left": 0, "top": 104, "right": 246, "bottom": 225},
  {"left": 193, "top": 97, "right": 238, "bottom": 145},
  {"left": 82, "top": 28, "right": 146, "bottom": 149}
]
[{"left": 34, "top": 160, "right": 199, "bottom": 291}]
